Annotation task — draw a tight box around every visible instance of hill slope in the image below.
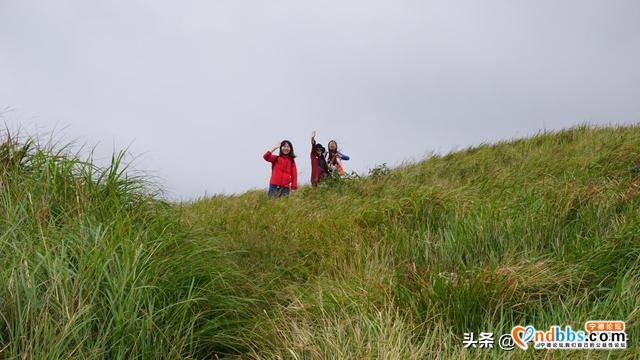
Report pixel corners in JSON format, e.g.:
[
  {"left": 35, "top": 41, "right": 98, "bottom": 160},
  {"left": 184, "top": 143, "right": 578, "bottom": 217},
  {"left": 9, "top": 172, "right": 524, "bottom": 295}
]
[
  {"left": 1, "top": 125, "right": 639, "bottom": 359},
  {"left": 186, "top": 125, "right": 639, "bottom": 358}
]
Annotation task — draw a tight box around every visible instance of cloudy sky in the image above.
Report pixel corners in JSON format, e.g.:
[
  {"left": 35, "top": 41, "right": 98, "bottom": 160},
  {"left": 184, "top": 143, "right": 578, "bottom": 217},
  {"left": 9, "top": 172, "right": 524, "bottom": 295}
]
[{"left": 1, "top": 0, "right": 639, "bottom": 200}]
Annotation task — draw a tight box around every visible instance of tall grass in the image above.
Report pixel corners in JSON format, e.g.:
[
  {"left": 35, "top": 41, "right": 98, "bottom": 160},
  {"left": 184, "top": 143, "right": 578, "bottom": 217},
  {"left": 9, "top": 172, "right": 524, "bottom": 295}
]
[
  {"left": 1, "top": 125, "right": 639, "bottom": 359},
  {"left": 0, "top": 131, "right": 258, "bottom": 358},
  {"left": 186, "top": 125, "right": 639, "bottom": 358}
]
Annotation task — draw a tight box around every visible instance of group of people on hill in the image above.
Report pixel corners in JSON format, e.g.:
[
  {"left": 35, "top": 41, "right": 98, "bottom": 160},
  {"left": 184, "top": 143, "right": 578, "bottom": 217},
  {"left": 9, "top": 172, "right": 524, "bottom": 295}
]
[{"left": 263, "top": 130, "right": 350, "bottom": 198}]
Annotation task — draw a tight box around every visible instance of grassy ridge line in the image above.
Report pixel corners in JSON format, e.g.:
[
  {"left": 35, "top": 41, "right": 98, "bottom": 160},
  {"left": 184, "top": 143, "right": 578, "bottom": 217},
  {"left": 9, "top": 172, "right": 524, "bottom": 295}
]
[
  {"left": 185, "top": 125, "right": 640, "bottom": 358},
  {"left": 0, "top": 134, "right": 257, "bottom": 358},
  {"left": 1, "top": 125, "right": 638, "bottom": 359}
]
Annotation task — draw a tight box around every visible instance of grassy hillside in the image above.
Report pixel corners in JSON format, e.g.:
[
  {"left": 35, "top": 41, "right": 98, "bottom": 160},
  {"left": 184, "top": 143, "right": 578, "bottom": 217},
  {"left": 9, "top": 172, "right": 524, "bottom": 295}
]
[
  {"left": 185, "top": 125, "right": 640, "bottom": 359},
  {"left": 1, "top": 125, "right": 639, "bottom": 359},
  {"left": 0, "top": 134, "right": 255, "bottom": 358}
]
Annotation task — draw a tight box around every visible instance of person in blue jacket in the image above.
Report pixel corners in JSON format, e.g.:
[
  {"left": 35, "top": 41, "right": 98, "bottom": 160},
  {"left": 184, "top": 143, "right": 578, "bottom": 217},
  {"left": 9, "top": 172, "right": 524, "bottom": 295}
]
[{"left": 326, "top": 139, "right": 350, "bottom": 177}]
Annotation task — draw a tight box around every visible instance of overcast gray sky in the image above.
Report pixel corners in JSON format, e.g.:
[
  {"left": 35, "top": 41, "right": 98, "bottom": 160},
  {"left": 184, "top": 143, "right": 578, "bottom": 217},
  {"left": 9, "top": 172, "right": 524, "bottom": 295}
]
[{"left": 1, "top": 0, "right": 639, "bottom": 200}]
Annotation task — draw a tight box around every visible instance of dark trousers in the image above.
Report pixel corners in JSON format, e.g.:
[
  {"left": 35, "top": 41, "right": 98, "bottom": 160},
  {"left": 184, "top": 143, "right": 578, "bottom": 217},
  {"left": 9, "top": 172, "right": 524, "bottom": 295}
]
[{"left": 268, "top": 184, "right": 290, "bottom": 199}]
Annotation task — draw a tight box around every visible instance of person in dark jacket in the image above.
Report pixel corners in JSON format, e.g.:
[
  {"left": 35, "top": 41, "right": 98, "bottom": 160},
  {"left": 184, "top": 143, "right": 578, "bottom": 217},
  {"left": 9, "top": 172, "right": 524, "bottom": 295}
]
[
  {"left": 263, "top": 140, "right": 297, "bottom": 198},
  {"left": 310, "top": 131, "right": 329, "bottom": 186}
]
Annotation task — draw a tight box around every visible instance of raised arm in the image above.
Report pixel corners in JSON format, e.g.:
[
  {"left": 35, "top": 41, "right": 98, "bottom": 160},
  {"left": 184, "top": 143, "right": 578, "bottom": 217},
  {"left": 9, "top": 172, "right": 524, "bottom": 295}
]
[
  {"left": 263, "top": 143, "right": 280, "bottom": 163},
  {"left": 311, "top": 130, "right": 317, "bottom": 155},
  {"left": 338, "top": 151, "right": 350, "bottom": 161}
]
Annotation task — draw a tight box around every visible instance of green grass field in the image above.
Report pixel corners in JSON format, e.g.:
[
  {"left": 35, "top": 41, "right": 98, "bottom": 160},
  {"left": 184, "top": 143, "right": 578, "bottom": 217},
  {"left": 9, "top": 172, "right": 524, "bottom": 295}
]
[{"left": 1, "top": 125, "right": 638, "bottom": 359}]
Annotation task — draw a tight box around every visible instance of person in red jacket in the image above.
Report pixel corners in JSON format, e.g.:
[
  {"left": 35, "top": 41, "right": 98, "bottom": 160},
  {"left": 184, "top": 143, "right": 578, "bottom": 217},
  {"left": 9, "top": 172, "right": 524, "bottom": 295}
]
[
  {"left": 310, "top": 130, "right": 329, "bottom": 186},
  {"left": 263, "top": 140, "right": 297, "bottom": 198}
]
